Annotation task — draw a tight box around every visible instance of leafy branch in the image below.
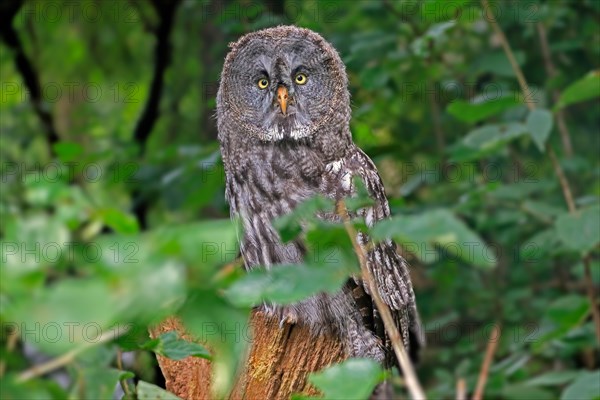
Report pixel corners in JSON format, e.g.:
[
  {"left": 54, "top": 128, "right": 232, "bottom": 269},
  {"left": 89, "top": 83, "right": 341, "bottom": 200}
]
[{"left": 481, "top": 0, "right": 600, "bottom": 345}]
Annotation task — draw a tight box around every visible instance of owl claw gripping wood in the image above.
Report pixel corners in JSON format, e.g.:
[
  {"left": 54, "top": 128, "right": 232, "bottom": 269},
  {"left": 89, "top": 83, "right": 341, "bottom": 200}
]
[{"left": 217, "top": 25, "right": 424, "bottom": 378}]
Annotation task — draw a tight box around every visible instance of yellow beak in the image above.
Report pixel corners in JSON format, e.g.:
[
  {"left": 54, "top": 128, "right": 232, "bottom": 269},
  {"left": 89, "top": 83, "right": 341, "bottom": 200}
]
[{"left": 277, "top": 86, "right": 288, "bottom": 115}]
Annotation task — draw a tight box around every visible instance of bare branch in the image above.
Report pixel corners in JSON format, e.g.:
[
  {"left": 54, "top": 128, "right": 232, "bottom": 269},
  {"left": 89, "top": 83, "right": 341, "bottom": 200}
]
[
  {"left": 133, "top": 0, "right": 182, "bottom": 150},
  {"left": 456, "top": 378, "right": 466, "bottom": 400},
  {"left": 536, "top": 23, "right": 573, "bottom": 157},
  {"left": 0, "top": 0, "right": 59, "bottom": 147},
  {"left": 472, "top": 324, "right": 501, "bottom": 400},
  {"left": 17, "top": 326, "right": 128, "bottom": 382},
  {"left": 336, "top": 200, "right": 426, "bottom": 400}
]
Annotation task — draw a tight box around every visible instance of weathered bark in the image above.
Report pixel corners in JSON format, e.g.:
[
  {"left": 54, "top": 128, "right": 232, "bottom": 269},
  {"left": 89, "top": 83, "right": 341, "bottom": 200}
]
[{"left": 150, "top": 310, "right": 348, "bottom": 399}]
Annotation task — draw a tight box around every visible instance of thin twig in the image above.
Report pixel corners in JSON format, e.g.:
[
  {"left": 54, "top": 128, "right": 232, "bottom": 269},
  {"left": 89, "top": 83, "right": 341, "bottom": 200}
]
[
  {"left": 481, "top": 0, "right": 532, "bottom": 111},
  {"left": 472, "top": 324, "right": 501, "bottom": 400},
  {"left": 536, "top": 23, "right": 574, "bottom": 157},
  {"left": 17, "top": 326, "right": 128, "bottom": 382},
  {"left": 116, "top": 349, "right": 133, "bottom": 397},
  {"left": 547, "top": 146, "right": 576, "bottom": 213},
  {"left": 428, "top": 84, "right": 446, "bottom": 162},
  {"left": 0, "top": 326, "right": 20, "bottom": 378},
  {"left": 456, "top": 378, "right": 467, "bottom": 400},
  {"left": 336, "top": 200, "right": 426, "bottom": 400}
]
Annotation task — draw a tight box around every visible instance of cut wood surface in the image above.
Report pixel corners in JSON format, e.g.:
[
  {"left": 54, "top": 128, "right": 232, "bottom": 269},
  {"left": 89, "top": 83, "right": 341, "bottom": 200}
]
[{"left": 150, "top": 310, "right": 348, "bottom": 399}]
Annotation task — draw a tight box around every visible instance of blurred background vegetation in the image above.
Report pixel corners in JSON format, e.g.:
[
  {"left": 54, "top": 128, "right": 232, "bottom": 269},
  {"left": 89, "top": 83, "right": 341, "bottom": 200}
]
[{"left": 1, "top": 0, "right": 599, "bottom": 399}]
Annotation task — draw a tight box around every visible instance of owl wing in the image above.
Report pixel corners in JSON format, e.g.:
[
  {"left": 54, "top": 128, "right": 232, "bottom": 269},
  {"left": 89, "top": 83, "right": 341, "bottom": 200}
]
[{"left": 342, "top": 146, "right": 425, "bottom": 363}]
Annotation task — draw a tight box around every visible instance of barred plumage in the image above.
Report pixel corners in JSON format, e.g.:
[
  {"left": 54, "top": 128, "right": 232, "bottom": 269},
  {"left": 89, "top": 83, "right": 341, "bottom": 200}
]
[{"left": 217, "top": 25, "right": 424, "bottom": 368}]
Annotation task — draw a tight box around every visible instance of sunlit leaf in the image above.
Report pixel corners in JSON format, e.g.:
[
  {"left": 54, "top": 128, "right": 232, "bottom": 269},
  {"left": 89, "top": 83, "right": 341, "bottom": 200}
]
[
  {"left": 224, "top": 261, "right": 351, "bottom": 307},
  {"left": 302, "top": 358, "right": 384, "bottom": 400},
  {"left": 53, "top": 141, "right": 84, "bottom": 162},
  {"left": 96, "top": 208, "right": 140, "bottom": 235}
]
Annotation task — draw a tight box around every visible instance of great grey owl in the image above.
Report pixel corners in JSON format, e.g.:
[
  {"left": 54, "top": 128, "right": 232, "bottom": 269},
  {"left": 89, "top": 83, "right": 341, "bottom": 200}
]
[{"left": 216, "top": 25, "right": 424, "bottom": 369}]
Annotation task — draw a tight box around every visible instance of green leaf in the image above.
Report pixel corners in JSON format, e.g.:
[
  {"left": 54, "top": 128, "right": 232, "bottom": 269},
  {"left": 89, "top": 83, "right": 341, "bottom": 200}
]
[
  {"left": 137, "top": 380, "right": 182, "bottom": 400},
  {"left": 546, "top": 295, "right": 590, "bottom": 330},
  {"left": 6, "top": 279, "right": 122, "bottom": 354},
  {"left": 447, "top": 95, "right": 521, "bottom": 124},
  {"left": 425, "top": 20, "right": 456, "bottom": 38},
  {"left": 224, "top": 261, "right": 351, "bottom": 307},
  {"left": 526, "top": 109, "right": 554, "bottom": 152},
  {"left": 305, "top": 221, "right": 359, "bottom": 269},
  {"left": 144, "top": 331, "right": 211, "bottom": 360},
  {"left": 555, "top": 70, "right": 600, "bottom": 110},
  {"left": 345, "top": 177, "right": 375, "bottom": 212},
  {"left": 488, "top": 181, "right": 557, "bottom": 201},
  {"left": 273, "top": 195, "right": 334, "bottom": 242},
  {"left": 23, "top": 176, "right": 71, "bottom": 207},
  {"left": 521, "top": 200, "right": 564, "bottom": 220},
  {"left": 359, "top": 65, "right": 390, "bottom": 90},
  {"left": 96, "top": 208, "right": 140, "bottom": 235},
  {"left": 371, "top": 209, "right": 496, "bottom": 268},
  {"left": 555, "top": 206, "right": 600, "bottom": 254},
  {"left": 525, "top": 371, "right": 580, "bottom": 386},
  {"left": 305, "top": 358, "right": 384, "bottom": 400},
  {"left": 73, "top": 367, "right": 134, "bottom": 400},
  {"left": 560, "top": 370, "right": 600, "bottom": 400},
  {"left": 472, "top": 51, "right": 526, "bottom": 77},
  {"left": 5, "top": 236, "right": 186, "bottom": 354},
  {"left": 0, "top": 373, "right": 67, "bottom": 399},
  {"left": 462, "top": 123, "right": 528, "bottom": 151},
  {"left": 411, "top": 21, "right": 456, "bottom": 56},
  {"left": 53, "top": 141, "right": 84, "bottom": 162},
  {"left": 521, "top": 229, "right": 563, "bottom": 259},
  {"left": 143, "top": 219, "right": 239, "bottom": 272},
  {"left": 502, "top": 384, "right": 555, "bottom": 400}
]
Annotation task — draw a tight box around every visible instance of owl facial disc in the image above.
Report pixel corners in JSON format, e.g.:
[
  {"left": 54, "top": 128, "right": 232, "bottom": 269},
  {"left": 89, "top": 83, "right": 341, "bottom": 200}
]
[{"left": 218, "top": 25, "right": 351, "bottom": 144}]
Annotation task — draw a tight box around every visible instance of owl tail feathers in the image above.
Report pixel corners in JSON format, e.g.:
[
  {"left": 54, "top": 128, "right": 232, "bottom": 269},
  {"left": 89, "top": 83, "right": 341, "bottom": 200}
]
[
  {"left": 406, "top": 307, "right": 426, "bottom": 364},
  {"left": 370, "top": 381, "right": 394, "bottom": 400}
]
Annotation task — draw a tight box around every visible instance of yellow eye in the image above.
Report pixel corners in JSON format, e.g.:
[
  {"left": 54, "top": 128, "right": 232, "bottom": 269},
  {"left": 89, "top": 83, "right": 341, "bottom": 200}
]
[
  {"left": 257, "top": 78, "right": 269, "bottom": 89},
  {"left": 295, "top": 73, "right": 308, "bottom": 85}
]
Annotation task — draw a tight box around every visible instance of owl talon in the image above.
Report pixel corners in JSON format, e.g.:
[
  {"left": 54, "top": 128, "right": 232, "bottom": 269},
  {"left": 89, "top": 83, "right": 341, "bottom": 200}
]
[{"left": 279, "top": 309, "right": 298, "bottom": 327}]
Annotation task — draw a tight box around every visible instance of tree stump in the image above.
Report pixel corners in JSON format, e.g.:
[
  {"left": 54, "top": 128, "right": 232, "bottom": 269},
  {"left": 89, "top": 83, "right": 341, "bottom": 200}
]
[{"left": 150, "top": 310, "right": 348, "bottom": 399}]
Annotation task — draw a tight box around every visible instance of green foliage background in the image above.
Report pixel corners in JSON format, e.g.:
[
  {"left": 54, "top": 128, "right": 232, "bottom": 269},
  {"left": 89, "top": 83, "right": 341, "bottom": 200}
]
[{"left": 1, "top": 0, "right": 599, "bottom": 399}]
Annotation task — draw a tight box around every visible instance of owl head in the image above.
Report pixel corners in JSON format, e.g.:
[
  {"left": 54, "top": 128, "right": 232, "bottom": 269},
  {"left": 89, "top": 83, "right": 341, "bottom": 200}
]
[{"left": 217, "top": 26, "right": 351, "bottom": 144}]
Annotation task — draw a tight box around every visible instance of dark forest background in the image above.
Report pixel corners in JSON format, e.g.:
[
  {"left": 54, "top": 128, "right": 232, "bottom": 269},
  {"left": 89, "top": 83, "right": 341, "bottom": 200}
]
[{"left": 1, "top": 0, "right": 599, "bottom": 399}]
